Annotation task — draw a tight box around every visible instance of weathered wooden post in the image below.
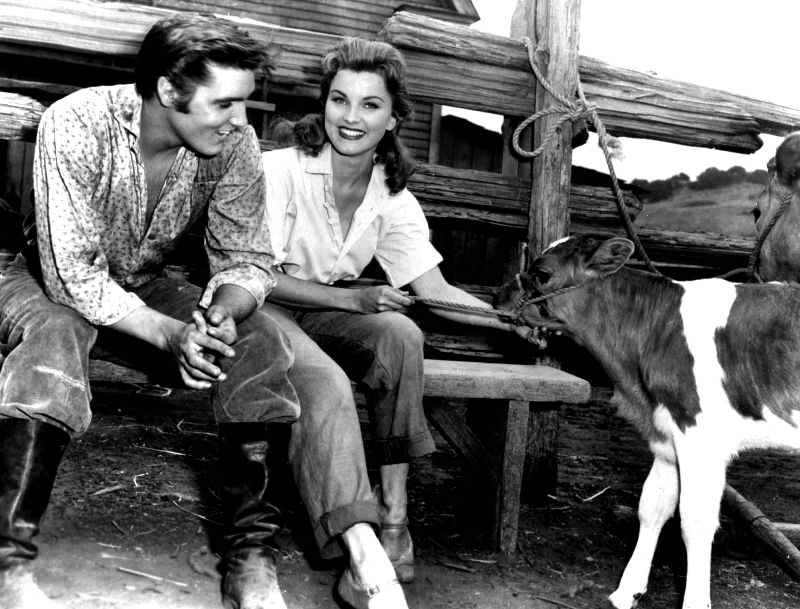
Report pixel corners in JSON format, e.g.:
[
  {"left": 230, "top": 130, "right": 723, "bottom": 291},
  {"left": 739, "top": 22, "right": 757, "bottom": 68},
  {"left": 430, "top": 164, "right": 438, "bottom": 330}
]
[{"left": 512, "top": 0, "right": 582, "bottom": 503}]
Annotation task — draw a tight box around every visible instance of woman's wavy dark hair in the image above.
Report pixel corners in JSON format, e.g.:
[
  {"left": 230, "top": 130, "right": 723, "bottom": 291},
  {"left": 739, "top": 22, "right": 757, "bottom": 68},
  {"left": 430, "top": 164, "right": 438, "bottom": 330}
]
[{"left": 290, "top": 37, "right": 416, "bottom": 194}]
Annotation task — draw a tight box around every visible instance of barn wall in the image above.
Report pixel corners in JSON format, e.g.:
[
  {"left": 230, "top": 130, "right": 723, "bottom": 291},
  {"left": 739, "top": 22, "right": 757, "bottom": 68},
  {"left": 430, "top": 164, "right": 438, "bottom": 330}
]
[
  {"left": 140, "top": 0, "right": 468, "bottom": 40},
  {"left": 432, "top": 115, "right": 522, "bottom": 285},
  {"left": 154, "top": 0, "right": 406, "bottom": 37}
]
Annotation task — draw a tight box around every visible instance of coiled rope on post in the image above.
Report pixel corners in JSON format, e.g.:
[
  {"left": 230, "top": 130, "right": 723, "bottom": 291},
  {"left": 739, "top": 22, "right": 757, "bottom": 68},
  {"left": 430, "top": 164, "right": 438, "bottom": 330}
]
[{"left": 512, "top": 37, "right": 660, "bottom": 275}]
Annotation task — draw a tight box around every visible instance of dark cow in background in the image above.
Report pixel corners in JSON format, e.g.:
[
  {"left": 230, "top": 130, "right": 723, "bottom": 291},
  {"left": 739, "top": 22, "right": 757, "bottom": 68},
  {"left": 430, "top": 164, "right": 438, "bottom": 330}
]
[
  {"left": 752, "top": 131, "right": 800, "bottom": 281},
  {"left": 495, "top": 235, "right": 800, "bottom": 609}
]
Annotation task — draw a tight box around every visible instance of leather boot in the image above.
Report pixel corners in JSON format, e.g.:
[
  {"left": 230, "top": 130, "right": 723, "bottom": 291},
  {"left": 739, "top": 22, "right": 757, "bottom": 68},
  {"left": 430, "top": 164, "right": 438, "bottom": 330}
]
[
  {"left": 0, "top": 418, "right": 69, "bottom": 609},
  {"left": 218, "top": 422, "right": 289, "bottom": 609}
]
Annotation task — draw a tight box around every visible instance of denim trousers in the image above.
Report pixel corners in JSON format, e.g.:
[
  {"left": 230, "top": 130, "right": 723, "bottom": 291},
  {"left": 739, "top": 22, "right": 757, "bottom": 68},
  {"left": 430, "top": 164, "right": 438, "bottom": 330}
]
[
  {"left": 0, "top": 256, "right": 300, "bottom": 435},
  {"left": 258, "top": 302, "right": 436, "bottom": 557}
]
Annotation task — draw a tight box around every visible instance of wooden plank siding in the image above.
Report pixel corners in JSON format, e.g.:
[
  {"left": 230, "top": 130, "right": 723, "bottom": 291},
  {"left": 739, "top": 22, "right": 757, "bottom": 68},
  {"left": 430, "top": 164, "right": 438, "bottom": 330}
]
[
  {"left": 131, "top": 0, "right": 478, "bottom": 39},
  {"left": 153, "top": 0, "right": 392, "bottom": 37},
  {"left": 402, "top": 102, "right": 433, "bottom": 162}
]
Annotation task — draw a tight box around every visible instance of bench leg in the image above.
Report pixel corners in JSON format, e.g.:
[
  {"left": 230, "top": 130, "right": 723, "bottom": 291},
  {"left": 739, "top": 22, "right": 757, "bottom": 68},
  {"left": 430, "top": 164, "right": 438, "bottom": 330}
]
[
  {"left": 424, "top": 397, "right": 529, "bottom": 553},
  {"left": 524, "top": 402, "right": 561, "bottom": 503},
  {"left": 493, "top": 399, "right": 529, "bottom": 553}
]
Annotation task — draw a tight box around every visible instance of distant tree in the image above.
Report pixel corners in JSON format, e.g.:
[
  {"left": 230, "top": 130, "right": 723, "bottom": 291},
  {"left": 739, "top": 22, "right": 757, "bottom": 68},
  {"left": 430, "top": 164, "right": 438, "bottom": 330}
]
[
  {"left": 691, "top": 167, "right": 728, "bottom": 190},
  {"left": 632, "top": 165, "right": 766, "bottom": 202},
  {"left": 726, "top": 165, "right": 747, "bottom": 182},
  {"left": 744, "top": 168, "right": 768, "bottom": 184},
  {"left": 632, "top": 172, "right": 690, "bottom": 202},
  {"left": 690, "top": 165, "right": 766, "bottom": 190},
  {"left": 668, "top": 172, "right": 691, "bottom": 191}
]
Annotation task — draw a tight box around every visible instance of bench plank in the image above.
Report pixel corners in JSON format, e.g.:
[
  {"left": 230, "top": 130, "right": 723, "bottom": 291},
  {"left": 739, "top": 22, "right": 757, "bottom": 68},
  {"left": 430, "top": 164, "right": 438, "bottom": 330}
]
[
  {"left": 423, "top": 360, "right": 590, "bottom": 402},
  {"left": 92, "top": 358, "right": 592, "bottom": 405}
]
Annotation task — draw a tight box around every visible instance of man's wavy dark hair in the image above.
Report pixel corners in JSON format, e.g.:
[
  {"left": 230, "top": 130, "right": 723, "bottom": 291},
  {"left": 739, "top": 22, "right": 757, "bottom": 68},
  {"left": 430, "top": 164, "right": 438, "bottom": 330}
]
[{"left": 135, "top": 14, "right": 273, "bottom": 113}]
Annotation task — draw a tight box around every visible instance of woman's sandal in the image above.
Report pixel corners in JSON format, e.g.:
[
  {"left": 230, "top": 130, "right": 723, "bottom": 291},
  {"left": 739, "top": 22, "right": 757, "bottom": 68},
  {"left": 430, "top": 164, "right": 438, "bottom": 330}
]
[
  {"left": 336, "top": 567, "right": 406, "bottom": 609},
  {"left": 379, "top": 521, "right": 415, "bottom": 584}
]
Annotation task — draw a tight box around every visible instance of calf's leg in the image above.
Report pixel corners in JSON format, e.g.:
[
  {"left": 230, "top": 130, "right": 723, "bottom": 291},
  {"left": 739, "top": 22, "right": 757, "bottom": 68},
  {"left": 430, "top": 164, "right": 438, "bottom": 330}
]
[
  {"left": 676, "top": 441, "right": 727, "bottom": 609},
  {"left": 609, "top": 451, "right": 678, "bottom": 609}
]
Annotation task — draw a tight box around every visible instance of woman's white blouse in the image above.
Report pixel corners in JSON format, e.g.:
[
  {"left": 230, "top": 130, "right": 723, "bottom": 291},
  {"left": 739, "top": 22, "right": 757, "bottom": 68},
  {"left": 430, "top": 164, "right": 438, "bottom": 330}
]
[{"left": 262, "top": 144, "right": 443, "bottom": 288}]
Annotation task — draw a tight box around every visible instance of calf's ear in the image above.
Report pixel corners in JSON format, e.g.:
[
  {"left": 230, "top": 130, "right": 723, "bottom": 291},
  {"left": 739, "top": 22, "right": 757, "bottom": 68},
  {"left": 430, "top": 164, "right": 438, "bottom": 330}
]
[
  {"left": 775, "top": 131, "right": 800, "bottom": 187},
  {"left": 586, "top": 237, "right": 634, "bottom": 275}
]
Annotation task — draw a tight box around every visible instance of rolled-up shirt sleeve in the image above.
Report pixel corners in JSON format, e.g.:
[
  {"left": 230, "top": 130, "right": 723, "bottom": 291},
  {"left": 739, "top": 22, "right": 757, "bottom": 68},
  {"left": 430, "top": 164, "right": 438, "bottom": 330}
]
[
  {"left": 376, "top": 190, "right": 443, "bottom": 288},
  {"left": 33, "top": 97, "right": 146, "bottom": 326},
  {"left": 200, "top": 127, "right": 276, "bottom": 309}
]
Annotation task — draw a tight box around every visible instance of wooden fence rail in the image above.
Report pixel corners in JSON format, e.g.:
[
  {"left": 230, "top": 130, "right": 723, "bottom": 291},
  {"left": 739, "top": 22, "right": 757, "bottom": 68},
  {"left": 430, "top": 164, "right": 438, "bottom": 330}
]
[{"left": 379, "top": 11, "right": 800, "bottom": 152}]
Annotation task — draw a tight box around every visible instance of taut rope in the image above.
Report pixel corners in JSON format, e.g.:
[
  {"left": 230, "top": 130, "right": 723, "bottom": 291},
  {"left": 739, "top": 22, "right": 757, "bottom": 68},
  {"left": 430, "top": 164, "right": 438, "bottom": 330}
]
[
  {"left": 411, "top": 296, "right": 517, "bottom": 322},
  {"left": 412, "top": 268, "right": 620, "bottom": 327}
]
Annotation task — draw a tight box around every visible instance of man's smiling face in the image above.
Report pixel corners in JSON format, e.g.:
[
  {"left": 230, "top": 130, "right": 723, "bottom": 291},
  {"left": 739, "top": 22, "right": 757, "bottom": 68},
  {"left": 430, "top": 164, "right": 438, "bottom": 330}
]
[{"left": 166, "top": 62, "right": 255, "bottom": 157}]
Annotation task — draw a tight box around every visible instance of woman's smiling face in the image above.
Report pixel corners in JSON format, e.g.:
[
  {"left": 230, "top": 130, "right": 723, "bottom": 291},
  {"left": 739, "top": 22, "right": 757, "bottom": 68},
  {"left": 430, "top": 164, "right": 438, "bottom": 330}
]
[{"left": 323, "top": 69, "right": 398, "bottom": 160}]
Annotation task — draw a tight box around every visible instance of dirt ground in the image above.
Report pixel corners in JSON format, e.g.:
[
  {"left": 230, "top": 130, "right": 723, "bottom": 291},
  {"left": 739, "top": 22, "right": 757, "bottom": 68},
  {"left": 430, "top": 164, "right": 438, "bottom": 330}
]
[{"left": 32, "top": 382, "right": 800, "bottom": 609}]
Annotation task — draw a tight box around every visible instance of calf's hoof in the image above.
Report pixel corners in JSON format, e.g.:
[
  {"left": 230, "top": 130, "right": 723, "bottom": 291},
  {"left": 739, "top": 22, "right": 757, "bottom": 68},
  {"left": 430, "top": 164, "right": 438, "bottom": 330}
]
[
  {"left": 608, "top": 589, "right": 643, "bottom": 609},
  {"left": 0, "top": 565, "right": 62, "bottom": 609},
  {"left": 221, "top": 546, "right": 287, "bottom": 609}
]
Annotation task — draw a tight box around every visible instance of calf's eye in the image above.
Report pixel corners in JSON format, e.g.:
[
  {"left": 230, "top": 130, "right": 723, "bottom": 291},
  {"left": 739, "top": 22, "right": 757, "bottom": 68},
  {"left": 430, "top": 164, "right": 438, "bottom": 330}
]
[{"left": 534, "top": 270, "right": 551, "bottom": 284}]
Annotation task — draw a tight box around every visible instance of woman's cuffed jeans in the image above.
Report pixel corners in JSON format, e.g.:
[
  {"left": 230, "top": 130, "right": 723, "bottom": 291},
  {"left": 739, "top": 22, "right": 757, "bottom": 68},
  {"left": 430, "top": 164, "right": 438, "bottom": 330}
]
[{"left": 259, "top": 303, "right": 435, "bottom": 557}]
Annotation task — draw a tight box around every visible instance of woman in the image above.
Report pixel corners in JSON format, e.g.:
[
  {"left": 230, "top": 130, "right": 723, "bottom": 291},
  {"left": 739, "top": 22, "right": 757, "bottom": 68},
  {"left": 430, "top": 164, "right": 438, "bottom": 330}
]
[{"left": 260, "top": 37, "right": 516, "bottom": 609}]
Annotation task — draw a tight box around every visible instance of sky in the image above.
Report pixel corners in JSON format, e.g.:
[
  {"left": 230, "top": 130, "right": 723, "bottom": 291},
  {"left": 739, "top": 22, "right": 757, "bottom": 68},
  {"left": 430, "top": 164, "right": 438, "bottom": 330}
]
[{"left": 448, "top": 0, "right": 799, "bottom": 181}]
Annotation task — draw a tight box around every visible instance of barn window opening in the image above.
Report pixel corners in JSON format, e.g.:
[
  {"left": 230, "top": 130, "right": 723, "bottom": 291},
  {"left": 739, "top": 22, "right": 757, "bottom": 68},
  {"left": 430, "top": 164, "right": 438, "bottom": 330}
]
[{"left": 433, "top": 105, "right": 505, "bottom": 173}]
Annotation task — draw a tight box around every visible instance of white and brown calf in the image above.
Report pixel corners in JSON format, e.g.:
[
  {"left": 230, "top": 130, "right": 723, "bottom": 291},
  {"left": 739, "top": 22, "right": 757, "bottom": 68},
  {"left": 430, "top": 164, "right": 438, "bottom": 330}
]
[
  {"left": 752, "top": 130, "right": 800, "bottom": 282},
  {"left": 496, "top": 235, "right": 800, "bottom": 609}
]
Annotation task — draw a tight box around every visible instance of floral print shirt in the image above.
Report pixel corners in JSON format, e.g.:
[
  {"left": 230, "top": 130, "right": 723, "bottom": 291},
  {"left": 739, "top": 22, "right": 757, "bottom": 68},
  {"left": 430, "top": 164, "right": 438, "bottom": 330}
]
[{"left": 32, "top": 84, "right": 275, "bottom": 326}]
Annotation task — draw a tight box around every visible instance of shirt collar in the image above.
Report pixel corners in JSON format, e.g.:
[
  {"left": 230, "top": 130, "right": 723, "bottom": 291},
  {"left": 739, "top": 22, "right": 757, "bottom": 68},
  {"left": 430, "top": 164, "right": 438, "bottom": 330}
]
[
  {"left": 305, "top": 143, "right": 386, "bottom": 198},
  {"left": 305, "top": 143, "right": 334, "bottom": 175},
  {"left": 109, "top": 84, "right": 143, "bottom": 141}
]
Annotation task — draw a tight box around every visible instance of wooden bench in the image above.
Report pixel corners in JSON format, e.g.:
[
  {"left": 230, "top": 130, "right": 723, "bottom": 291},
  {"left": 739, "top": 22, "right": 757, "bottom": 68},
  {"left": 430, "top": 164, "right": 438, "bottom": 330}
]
[
  {"left": 422, "top": 360, "right": 589, "bottom": 551},
  {"left": 89, "top": 356, "right": 590, "bottom": 553}
]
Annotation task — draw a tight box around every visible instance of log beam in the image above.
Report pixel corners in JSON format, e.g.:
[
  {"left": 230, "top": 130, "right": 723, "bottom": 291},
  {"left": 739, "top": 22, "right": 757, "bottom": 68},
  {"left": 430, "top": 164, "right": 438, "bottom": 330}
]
[
  {"left": 379, "top": 11, "right": 800, "bottom": 151},
  {"left": 410, "top": 163, "right": 642, "bottom": 231},
  {"left": 723, "top": 484, "right": 800, "bottom": 582},
  {"left": 0, "top": 0, "right": 337, "bottom": 96},
  {"left": 0, "top": 92, "right": 44, "bottom": 140}
]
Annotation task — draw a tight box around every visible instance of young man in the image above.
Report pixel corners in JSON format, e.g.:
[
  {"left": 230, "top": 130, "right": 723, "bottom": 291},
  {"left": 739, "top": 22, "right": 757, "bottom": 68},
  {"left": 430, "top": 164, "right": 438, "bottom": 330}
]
[{"left": 0, "top": 14, "right": 299, "bottom": 609}]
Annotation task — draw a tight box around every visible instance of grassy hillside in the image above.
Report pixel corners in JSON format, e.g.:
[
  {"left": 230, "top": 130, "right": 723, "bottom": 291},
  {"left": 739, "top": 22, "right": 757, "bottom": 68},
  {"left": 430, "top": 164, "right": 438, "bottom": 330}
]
[{"left": 635, "top": 182, "right": 762, "bottom": 238}]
